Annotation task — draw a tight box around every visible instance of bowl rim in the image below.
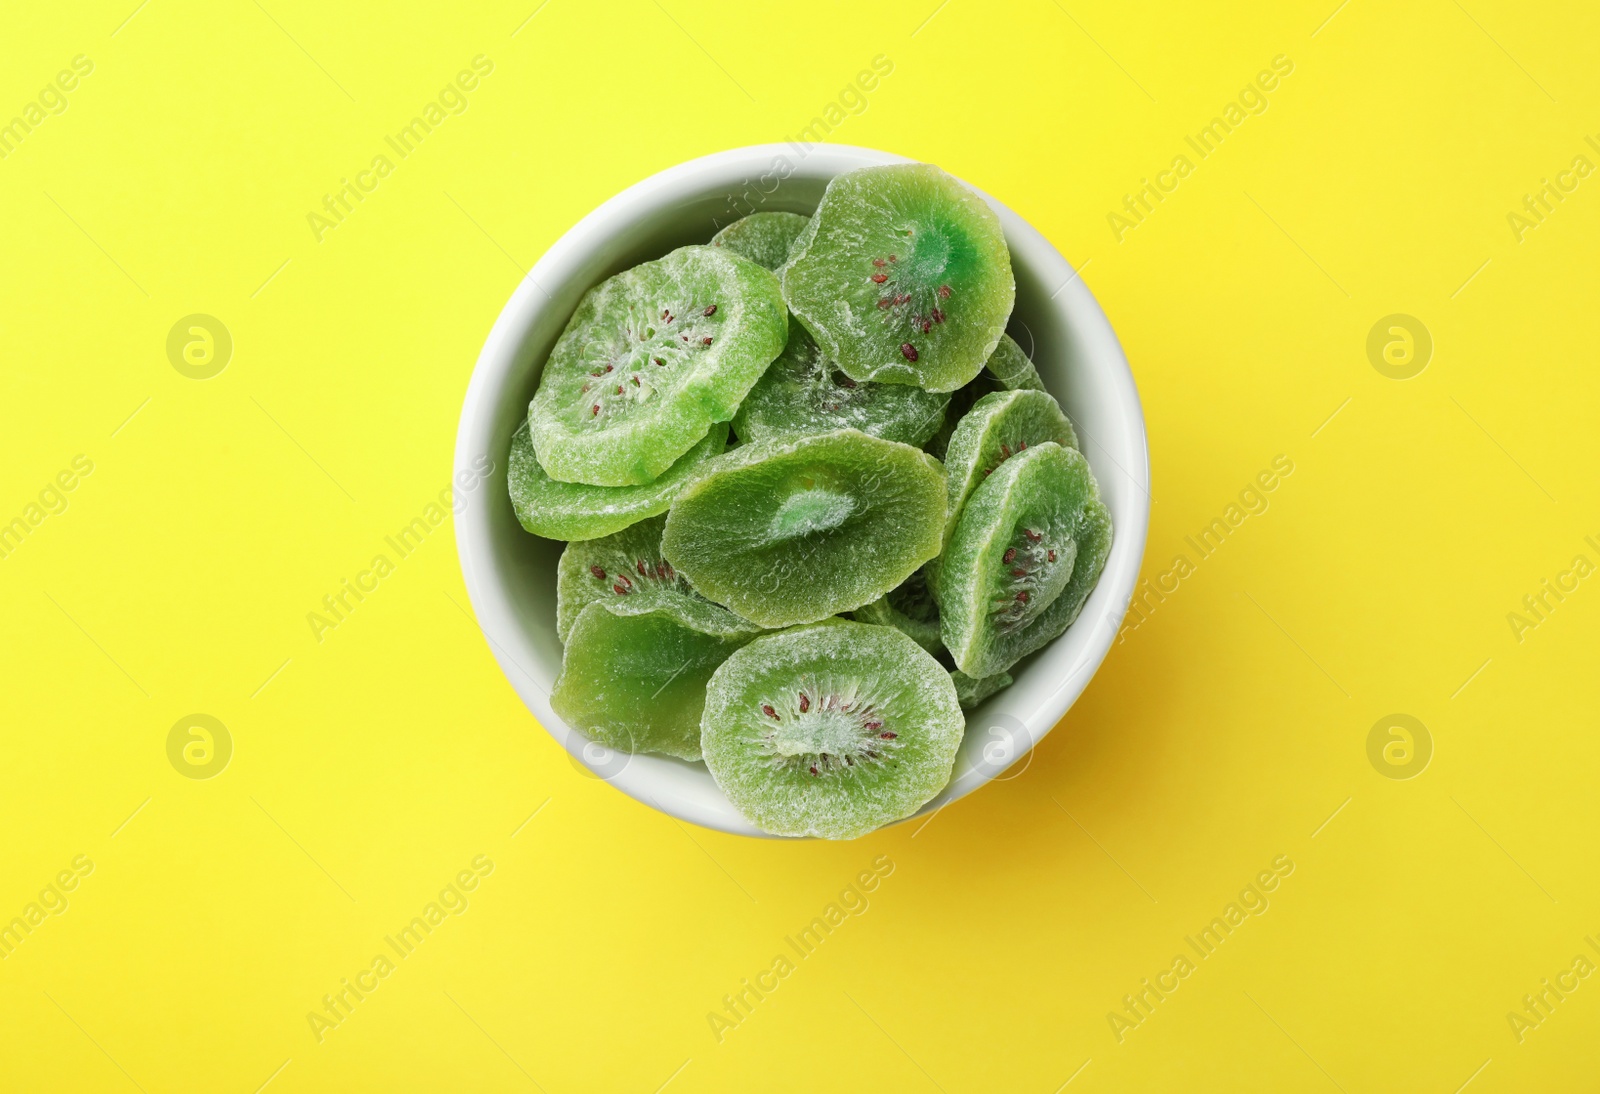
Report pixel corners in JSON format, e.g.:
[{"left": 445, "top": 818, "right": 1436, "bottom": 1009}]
[{"left": 453, "top": 142, "right": 1150, "bottom": 837}]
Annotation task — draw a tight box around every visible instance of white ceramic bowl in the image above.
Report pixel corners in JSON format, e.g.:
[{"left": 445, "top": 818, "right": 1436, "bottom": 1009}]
[{"left": 454, "top": 144, "right": 1149, "bottom": 837}]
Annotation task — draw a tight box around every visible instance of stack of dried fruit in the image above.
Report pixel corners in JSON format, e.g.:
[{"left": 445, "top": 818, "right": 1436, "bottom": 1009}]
[{"left": 509, "top": 163, "right": 1112, "bottom": 838}]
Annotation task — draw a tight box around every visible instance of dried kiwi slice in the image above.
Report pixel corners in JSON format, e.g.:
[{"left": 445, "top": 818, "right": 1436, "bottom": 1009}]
[
  {"left": 555, "top": 515, "right": 760, "bottom": 643},
  {"left": 781, "top": 163, "right": 1014, "bottom": 393},
  {"left": 984, "top": 333, "right": 1046, "bottom": 392},
  {"left": 529, "top": 245, "right": 787, "bottom": 486},
  {"left": 662, "top": 429, "right": 946, "bottom": 628},
  {"left": 850, "top": 570, "right": 943, "bottom": 656},
  {"left": 732, "top": 322, "right": 949, "bottom": 447},
  {"left": 951, "top": 669, "right": 1013, "bottom": 710},
  {"left": 939, "top": 442, "right": 1111, "bottom": 677},
  {"left": 552, "top": 602, "right": 748, "bottom": 761},
  {"left": 509, "top": 421, "right": 728, "bottom": 541},
  {"left": 942, "top": 389, "right": 1078, "bottom": 546},
  {"left": 700, "top": 620, "right": 964, "bottom": 838},
  {"left": 712, "top": 212, "right": 810, "bottom": 271}
]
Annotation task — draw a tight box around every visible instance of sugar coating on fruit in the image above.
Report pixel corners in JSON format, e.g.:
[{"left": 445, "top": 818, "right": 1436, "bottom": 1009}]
[
  {"left": 529, "top": 245, "right": 787, "bottom": 486},
  {"left": 555, "top": 514, "right": 760, "bottom": 643},
  {"left": 700, "top": 620, "right": 963, "bottom": 838},
  {"left": 662, "top": 429, "right": 946, "bottom": 628},
  {"left": 939, "top": 442, "right": 1111, "bottom": 677},
  {"left": 552, "top": 602, "right": 750, "bottom": 761},
  {"left": 851, "top": 569, "right": 943, "bottom": 655},
  {"left": 770, "top": 487, "right": 856, "bottom": 540},
  {"left": 509, "top": 420, "right": 728, "bottom": 542},
  {"left": 781, "top": 163, "right": 1014, "bottom": 393},
  {"left": 942, "top": 388, "right": 1078, "bottom": 548},
  {"left": 711, "top": 212, "right": 810, "bottom": 271},
  {"left": 733, "top": 322, "right": 949, "bottom": 447}
]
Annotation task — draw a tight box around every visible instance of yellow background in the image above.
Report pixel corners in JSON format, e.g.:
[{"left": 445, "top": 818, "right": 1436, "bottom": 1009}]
[{"left": 2, "top": 0, "right": 1597, "bottom": 1090}]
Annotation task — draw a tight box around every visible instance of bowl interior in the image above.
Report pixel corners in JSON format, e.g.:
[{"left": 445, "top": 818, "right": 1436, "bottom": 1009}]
[{"left": 455, "top": 145, "right": 1149, "bottom": 837}]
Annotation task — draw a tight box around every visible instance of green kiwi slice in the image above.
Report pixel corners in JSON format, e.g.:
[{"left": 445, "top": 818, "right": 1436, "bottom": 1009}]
[
  {"left": 951, "top": 669, "right": 1013, "bottom": 710},
  {"left": 711, "top": 212, "right": 810, "bottom": 271},
  {"left": 942, "top": 388, "right": 1078, "bottom": 548},
  {"left": 732, "top": 321, "right": 950, "bottom": 447},
  {"left": 529, "top": 245, "right": 787, "bottom": 487},
  {"left": 700, "top": 620, "right": 964, "bottom": 839},
  {"left": 984, "top": 333, "right": 1046, "bottom": 392},
  {"left": 850, "top": 570, "right": 943, "bottom": 656},
  {"left": 552, "top": 602, "right": 749, "bottom": 761},
  {"left": 939, "top": 442, "right": 1111, "bottom": 677},
  {"left": 555, "top": 515, "right": 760, "bottom": 643},
  {"left": 509, "top": 420, "right": 728, "bottom": 541},
  {"left": 661, "top": 429, "right": 946, "bottom": 628},
  {"left": 781, "top": 163, "right": 1015, "bottom": 393}
]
